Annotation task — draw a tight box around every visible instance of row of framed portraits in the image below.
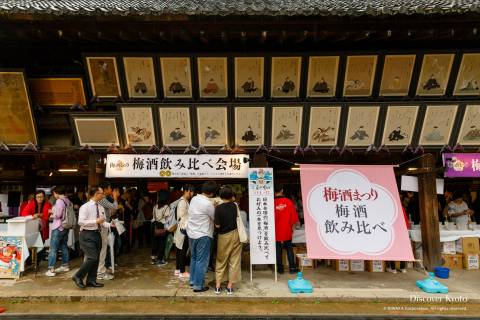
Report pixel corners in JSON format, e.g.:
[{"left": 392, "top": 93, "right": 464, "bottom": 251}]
[
  {"left": 77, "top": 53, "right": 480, "bottom": 101},
  {"left": 70, "top": 104, "right": 480, "bottom": 149}
]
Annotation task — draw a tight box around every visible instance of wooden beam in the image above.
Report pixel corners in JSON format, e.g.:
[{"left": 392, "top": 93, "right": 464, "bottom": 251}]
[
  {"left": 417, "top": 153, "right": 442, "bottom": 270},
  {"left": 252, "top": 153, "right": 267, "bottom": 168}
]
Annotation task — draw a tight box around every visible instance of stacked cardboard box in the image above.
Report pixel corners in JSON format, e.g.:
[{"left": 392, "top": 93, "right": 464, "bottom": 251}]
[
  {"left": 458, "top": 238, "right": 480, "bottom": 270},
  {"left": 441, "top": 253, "right": 463, "bottom": 270}
]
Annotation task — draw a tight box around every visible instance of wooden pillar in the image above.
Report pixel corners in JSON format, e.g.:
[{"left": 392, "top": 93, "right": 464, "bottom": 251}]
[
  {"left": 23, "top": 157, "right": 37, "bottom": 200},
  {"left": 88, "top": 154, "right": 99, "bottom": 189},
  {"left": 417, "top": 153, "right": 442, "bottom": 270}
]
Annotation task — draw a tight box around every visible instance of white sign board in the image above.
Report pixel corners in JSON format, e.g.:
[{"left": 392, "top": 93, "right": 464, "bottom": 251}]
[
  {"left": 248, "top": 168, "right": 276, "bottom": 265},
  {"left": 106, "top": 154, "right": 249, "bottom": 178},
  {"left": 401, "top": 176, "right": 444, "bottom": 195}
]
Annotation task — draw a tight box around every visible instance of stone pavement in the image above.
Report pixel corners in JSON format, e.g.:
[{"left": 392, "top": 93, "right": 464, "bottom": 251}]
[{"left": 1, "top": 248, "right": 479, "bottom": 303}]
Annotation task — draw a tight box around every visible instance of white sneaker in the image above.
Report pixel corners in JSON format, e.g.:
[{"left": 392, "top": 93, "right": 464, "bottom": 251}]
[
  {"left": 399, "top": 269, "right": 407, "bottom": 273},
  {"left": 55, "top": 266, "right": 70, "bottom": 273},
  {"left": 97, "top": 273, "right": 114, "bottom": 280},
  {"left": 174, "top": 270, "right": 181, "bottom": 276},
  {"left": 179, "top": 272, "right": 190, "bottom": 279},
  {"left": 386, "top": 267, "right": 397, "bottom": 274},
  {"left": 45, "top": 270, "right": 56, "bottom": 277}
]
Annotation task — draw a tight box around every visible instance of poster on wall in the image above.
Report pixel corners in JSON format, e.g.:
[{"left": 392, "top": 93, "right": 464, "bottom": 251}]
[
  {"left": 343, "top": 55, "right": 377, "bottom": 97},
  {"left": 29, "top": 78, "right": 87, "bottom": 106},
  {"left": 106, "top": 154, "right": 249, "bottom": 178},
  {"left": 381, "top": 105, "right": 419, "bottom": 146},
  {"left": 123, "top": 57, "right": 157, "bottom": 98},
  {"left": 235, "top": 57, "right": 264, "bottom": 98},
  {"left": 0, "top": 236, "right": 23, "bottom": 279},
  {"left": 457, "top": 105, "right": 480, "bottom": 145},
  {"left": 159, "top": 107, "right": 192, "bottom": 147},
  {"left": 248, "top": 168, "right": 276, "bottom": 265},
  {"left": 379, "top": 55, "right": 416, "bottom": 96},
  {"left": 0, "top": 71, "right": 37, "bottom": 145},
  {"left": 271, "top": 106, "right": 303, "bottom": 146},
  {"left": 307, "top": 106, "right": 341, "bottom": 146},
  {"left": 416, "top": 54, "right": 454, "bottom": 96},
  {"left": 419, "top": 105, "right": 458, "bottom": 146},
  {"left": 344, "top": 106, "right": 380, "bottom": 147},
  {"left": 196, "top": 106, "right": 229, "bottom": 147},
  {"left": 454, "top": 54, "right": 480, "bottom": 96},
  {"left": 306, "top": 56, "right": 339, "bottom": 98},
  {"left": 160, "top": 57, "right": 193, "bottom": 98},
  {"left": 73, "top": 117, "right": 120, "bottom": 146},
  {"left": 270, "top": 57, "right": 302, "bottom": 98},
  {"left": 120, "top": 106, "right": 156, "bottom": 146},
  {"left": 197, "top": 57, "right": 228, "bottom": 98},
  {"left": 85, "top": 57, "right": 122, "bottom": 98},
  {"left": 300, "top": 165, "right": 414, "bottom": 260},
  {"left": 235, "top": 106, "right": 265, "bottom": 146}
]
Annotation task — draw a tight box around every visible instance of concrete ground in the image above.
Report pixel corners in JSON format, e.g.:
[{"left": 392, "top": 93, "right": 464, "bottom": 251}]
[{"left": 1, "top": 248, "right": 479, "bottom": 316}]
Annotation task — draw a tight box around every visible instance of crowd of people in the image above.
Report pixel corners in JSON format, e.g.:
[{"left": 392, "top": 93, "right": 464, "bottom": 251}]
[{"left": 16, "top": 181, "right": 303, "bottom": 294}]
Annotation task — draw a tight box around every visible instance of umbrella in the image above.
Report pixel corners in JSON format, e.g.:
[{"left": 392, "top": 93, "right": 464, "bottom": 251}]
[{"left": 108, "top": 227, "right": 115, "bottom": 274}]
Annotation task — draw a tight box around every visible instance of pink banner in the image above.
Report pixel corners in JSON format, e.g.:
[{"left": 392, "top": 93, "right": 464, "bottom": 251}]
[{"left": 300, "top": 164, "right": 414, "bottom": 261}]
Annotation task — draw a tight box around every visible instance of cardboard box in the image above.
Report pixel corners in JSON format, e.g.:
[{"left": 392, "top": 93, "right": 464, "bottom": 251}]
[
  {"left": 441, "top": 241, "right": 456, "bottom": 254},
  {"left": 463, "top": 254, "right": 479, "bottom": 270},
  {"left": 441, "top": 254, "right": 463, "bottom": 270},
  {"left": 335, "top": 259, "right": 349, "bottom": 271},
  {"left": 349, "top": 260, "right": 365, "bottom": 272},
  {"left": 456, "top": 238, "right": 480, "bottom": 254},
  {"left": 296, "top": 254, "right": 314, "bottom": 268},
  {"left": 366, "top": 260, "right": 384, "bottom": 272}
]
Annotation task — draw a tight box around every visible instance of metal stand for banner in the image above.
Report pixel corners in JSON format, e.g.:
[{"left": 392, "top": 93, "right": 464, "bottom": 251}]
[{"left": 250, "top": 262, "right": 278, "bottom": 283}]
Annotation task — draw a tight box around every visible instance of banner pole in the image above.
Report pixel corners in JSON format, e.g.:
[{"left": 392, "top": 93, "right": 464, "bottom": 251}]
[
  {"left": 274, "top": 263, "right": 277, "bottom": 282},
  {"left": 250, "top": 263, "right": 253, "bottom": 283}
]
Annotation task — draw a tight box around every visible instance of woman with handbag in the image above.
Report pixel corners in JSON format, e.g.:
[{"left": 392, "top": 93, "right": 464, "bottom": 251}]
[
  {"left": 174, "top": 184, "right": 195, "bottom": 279},
  {"left": 213, "top": 186, "right": 244, "bottom": 295},
  {"left": 151, "top": 191, "right": 170, "bottom": 266}
]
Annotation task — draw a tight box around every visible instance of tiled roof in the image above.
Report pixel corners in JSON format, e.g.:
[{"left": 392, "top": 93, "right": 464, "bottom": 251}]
[{"left": 0, "top": 0, "right": 479, "bottom": 17}]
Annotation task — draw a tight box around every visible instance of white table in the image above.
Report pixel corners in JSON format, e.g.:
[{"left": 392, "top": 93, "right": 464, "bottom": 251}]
[{"left": 409, "top": 229, "right": 480, "bottom": 242}]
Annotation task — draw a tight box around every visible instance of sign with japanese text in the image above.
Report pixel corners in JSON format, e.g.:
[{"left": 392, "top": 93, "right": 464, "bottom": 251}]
[
  {"left": 300, "top": 165, "right": 414, "bottom": 261},
  {"left": 0, "top": 236, "right": 23, "bottom": 279},
  {"left": 105, "top": 154, "right": 249, "bottom": 178},
  {"left": 443, "top": 153, "right": 480, "bottom": 178},
  {"left": 248, "top": 168, "right": 276, "bottom": 265}
]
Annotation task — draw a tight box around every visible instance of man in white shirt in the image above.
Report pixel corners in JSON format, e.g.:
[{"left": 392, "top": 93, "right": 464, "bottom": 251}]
[
  {"left": 187, "top": 181, "right": 217, "bottom": 293},
  {"left": 72, "top": 186, "right": 111, "bottom": 289}
]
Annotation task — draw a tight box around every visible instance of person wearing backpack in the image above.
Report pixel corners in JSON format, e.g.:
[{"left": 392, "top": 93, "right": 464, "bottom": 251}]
[{"left": 45, "top": 186, "right": 71, "bottom": 277}]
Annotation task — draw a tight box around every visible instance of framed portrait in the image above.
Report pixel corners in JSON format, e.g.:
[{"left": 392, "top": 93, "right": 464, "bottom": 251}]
[
  {"left": 160, "top": 57, "right": 192, "bottom": 99},
  {"left": 85, "top": 57, "right": 122, "bottom": 98},
  {"left": 120, "top": 106, "right": 156, "bottom": 147},
  {"left": 122, "top": 57, "right": 157, "bottom": 99},
  {"left": 72, "top": 117, "right": 120, "bottom": 146},
  {"left": 457, "top": 105, "right": 480, "bottom": 145},
  {"left": 159, "top": 107, "right": 192, "bottom": 147},
  {"left": 270, "top": 57, "right": 302, "bottom": 98},
  {"left": 197, "top": 57, "right": 228, "bottom": 98},
  {"left": 416, "top": 54, "right": 454, "bottom": 96},
  {"left": 0, "top": 71, "right": 37, "bottom": 145},
  {"left": 381, "top": 105, "right": 419, "bottom": 146},
  {"left": 454, "top": 53, "right": 480, "bottom": 96},
  {"left": 419, "top": 105, "right": 458, "bottom": 146},
  {"left": 306, "top": 56, "right": 339, "bottom": 98},
  {"left": 29, "top": 78, "right": 86, "bottom": 106},
  {"left": 234, "top": 106, "right": 265, "bottom": 146},
  {"left": 196, "top": 106, "right": 229, "bottom": 146},
  {"left": 379, "top": 55, "right": 416, "bottom": 96},
  {"left": 234, "top": 57, "right": 264, "bottom": 98},
  {"left": 344, "top": 106, "right": 380, "bottom": 146},
  {"left": 343, "top": 55, "right": 377, "bottom": 97},
  {"left": 307, "top": 106, "right": 341, "bottom": 146},
  {"left": 271, "top": 106, "right": 303, "bottom": 146}
]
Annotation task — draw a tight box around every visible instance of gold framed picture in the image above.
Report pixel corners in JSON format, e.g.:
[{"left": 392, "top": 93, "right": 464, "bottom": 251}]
[
  {"left": 234, "top": 57, "right": 264, "bottom": 98},
  {"left": 343, "top": 56, "right": 377, "bottom": 97},
  {"left": 196, "top": 106, "right": 229, "bottom": 146},
  {"left": 234, "top": 106, "right": 265, "bottom": 146},
  {"left": 28, "top": 78, "right": 86, "bottom": 106},
  {"left": 306, "top": 56, "right": 339, "bottom": 98},
  {"left": 416, "top": 54, "right": 454, "bottom": 96},
  {"left": 419, "top": 105, "right": 458, "bottom": 146},
  {"left": 307, "top": 106, "right": 341, "bottom": 146},
  {"left": 0, "top": 71, "right": 37, "bottom": 145},
  {"left": 73, "top": 117, "right": 120, "bottom": 146},
  {"left": 159, "top": 107, "right": 192, "bottom": 147},
  {"left": 457, "top": 105, "right": 480, "bottom": 145},
  {"left": 344, "top": 106, "right": 380, "bottom": 146},
  {"left": 381, "top": 105, "right": 419, "bottom": 146},
  {"left": 271, "top": 106, "right": 303, "bottom": 146},
  {"left": 160, "top": 57, "right": 193, "bottom": 99},
  {"left": 85, "top": 57, "right": 122, "bottom": 98},
  {"left": 379, "top": 55, "right": 416, "bottom": 96},
  {"left": 454, "top": 53, "right": 480, "bottom": 96},
  {"left": 123, "top": 57, "right": 157, "bottom": 99},
  {"left": 271, "top": 57, "right": 302, "bottom": 98},
  {"left": 120, "top": 106, "right": 156, "bottom": 147},
  {"left": 197, "top": 57, "right": 228, "bottom": 98}
]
